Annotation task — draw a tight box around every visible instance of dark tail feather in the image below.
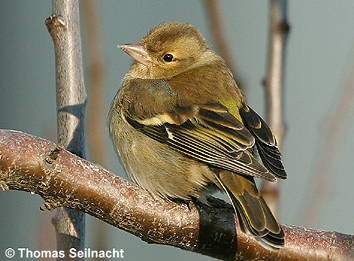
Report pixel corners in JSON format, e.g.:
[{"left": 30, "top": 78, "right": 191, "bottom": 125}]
[{"left": 217, "top": 171, "right": 285, "bottom": 248}]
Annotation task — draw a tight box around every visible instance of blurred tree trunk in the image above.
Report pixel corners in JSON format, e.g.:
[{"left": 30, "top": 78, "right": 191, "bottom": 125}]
[
  {"left": 261, "top": 0, "right": 290, "bottom": 216},
  {"left": 81, "top": 0, "right": 109, "bottom": 258},
  {"left": 203, "top": 0, "right": 242, "bottom": 89}
]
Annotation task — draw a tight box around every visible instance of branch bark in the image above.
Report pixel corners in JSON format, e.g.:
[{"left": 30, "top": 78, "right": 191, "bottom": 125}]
[
  {"left": 0, "top": 130, "right": 352, "bottom": 261},
  {"left": 261, "top": 0, "right": 290, "bottom": 215},
  {"left": 45, "top": 0, "right": 87, "bottom": 256}
]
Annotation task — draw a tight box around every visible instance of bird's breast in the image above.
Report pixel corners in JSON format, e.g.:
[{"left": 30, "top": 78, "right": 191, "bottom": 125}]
[{"left": 120, "top": 78, "right": 180, "bottom": 121}]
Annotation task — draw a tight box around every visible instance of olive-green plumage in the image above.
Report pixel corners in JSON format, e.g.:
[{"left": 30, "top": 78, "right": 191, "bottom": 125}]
[{"left": 109, "top": 22, "right": 287, "bottom": 248}]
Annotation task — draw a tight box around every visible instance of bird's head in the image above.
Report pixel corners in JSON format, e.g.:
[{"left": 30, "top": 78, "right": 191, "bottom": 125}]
[{"left": 118, "top": 22, "right": 216, "bottom": 79}]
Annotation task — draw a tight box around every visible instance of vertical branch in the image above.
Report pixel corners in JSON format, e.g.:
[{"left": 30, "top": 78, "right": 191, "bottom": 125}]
[
  {"left": 46, "top": 0, "right": 87, "bottom": 257},
  {"left": 81, "top": 0, "right": 108, "bottom": 256},
  {"left": 203, "top": 0, "right": 238, "bottom": 82},
  {"left": 261, "top": 0, "right": 290, "bottom": 215}
]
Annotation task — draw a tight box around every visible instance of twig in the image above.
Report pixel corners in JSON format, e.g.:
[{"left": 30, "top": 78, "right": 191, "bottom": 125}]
[
  {"left": 0, "top": 130, "right": 353, "bottom": 261},
  {"left": 203, "top": 0, "right": 237, "bottom": 80},
  {"left": 261, "top": 0, "right": 290, "bottom": 216},
  {"left": 45, "top": 0, "right": 87, "bottom": 256},
  {"left": 301, "top": 51, "right": 354, "bottom": 226}
]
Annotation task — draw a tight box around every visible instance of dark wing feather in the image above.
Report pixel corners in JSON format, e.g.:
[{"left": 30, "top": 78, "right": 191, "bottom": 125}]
[
  {"left": 239, "top": 105, "right": 287, "bottom": 179},
  {"left": 126, "top": 103, "right": 277, "bottom": 181}
]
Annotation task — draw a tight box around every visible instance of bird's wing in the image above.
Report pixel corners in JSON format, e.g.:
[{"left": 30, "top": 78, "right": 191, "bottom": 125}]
[
  {"left": 239, "top": 105, "right": 287, "bottom": 179},
  {"left": 126, "top": 102, "right": 277, "bottom": 181}
]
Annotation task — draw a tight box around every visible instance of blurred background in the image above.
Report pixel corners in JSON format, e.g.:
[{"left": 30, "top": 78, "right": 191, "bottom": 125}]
[{"left": 0, "top": 1, "right": 353, "bottom": 260}]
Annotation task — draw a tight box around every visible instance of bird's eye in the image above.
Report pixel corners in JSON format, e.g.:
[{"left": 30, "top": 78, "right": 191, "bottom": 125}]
[{"left": 162, "top": 53, "right": 174, "bottom": 62}]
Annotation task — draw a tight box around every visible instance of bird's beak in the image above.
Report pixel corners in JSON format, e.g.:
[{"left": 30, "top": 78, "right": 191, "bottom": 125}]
[{"left": 117, "top": 43, "right": 151, "bottom": 66}]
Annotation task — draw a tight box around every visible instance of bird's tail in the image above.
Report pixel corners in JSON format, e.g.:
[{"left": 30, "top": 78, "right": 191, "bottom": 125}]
[{"left": 217, "top": 171, "right": 284, "bottom": 248}]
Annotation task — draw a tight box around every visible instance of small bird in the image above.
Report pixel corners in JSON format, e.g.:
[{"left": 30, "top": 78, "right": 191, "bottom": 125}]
[{"left": 109, "top": 22, "right": 287, "bottom": 248}]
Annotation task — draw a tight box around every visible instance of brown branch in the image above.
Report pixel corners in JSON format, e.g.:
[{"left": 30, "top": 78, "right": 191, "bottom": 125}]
[
  {"left": 261, "top": 0, "right": 290, "bottom": 216},
  {"left": 0, "top": 130, "right": 352, "bottom": 261},
  {"left": 45, "top": 0, "right": 87, "bottom": 256},
  {"left": 301, "top": 51, "right": 354, "bottom": 226}
]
